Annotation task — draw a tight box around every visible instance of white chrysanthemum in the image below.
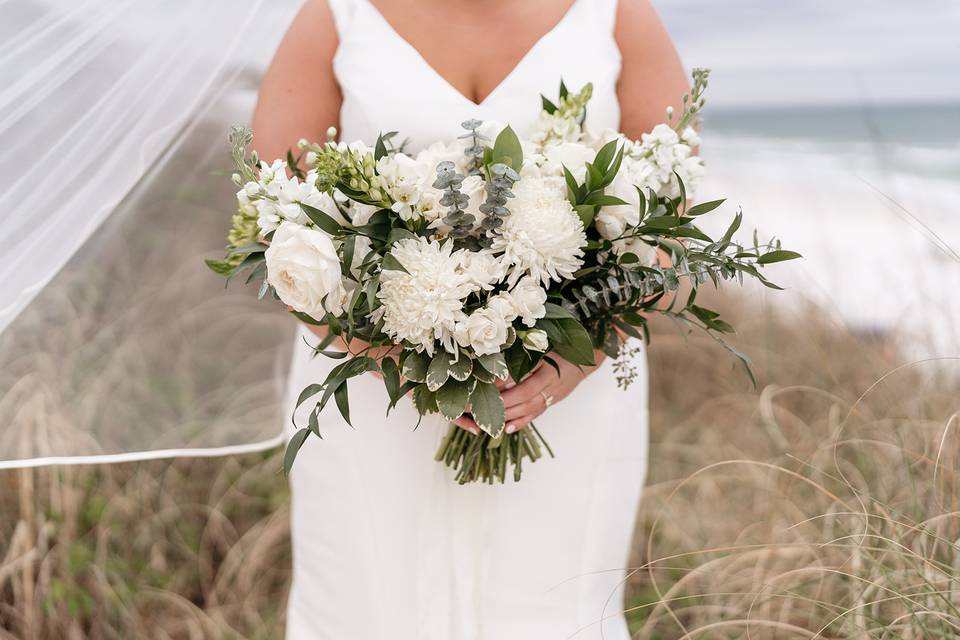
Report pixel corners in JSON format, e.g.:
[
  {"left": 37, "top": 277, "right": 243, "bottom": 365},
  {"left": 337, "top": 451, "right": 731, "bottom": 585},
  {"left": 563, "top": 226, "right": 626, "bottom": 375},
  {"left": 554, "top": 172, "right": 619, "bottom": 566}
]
[
  {"left": 492, "top": 176, "right": 586, "bottom": 286},
  {"left": 377, "top": 238, "right": 473, "bottom": 355}
]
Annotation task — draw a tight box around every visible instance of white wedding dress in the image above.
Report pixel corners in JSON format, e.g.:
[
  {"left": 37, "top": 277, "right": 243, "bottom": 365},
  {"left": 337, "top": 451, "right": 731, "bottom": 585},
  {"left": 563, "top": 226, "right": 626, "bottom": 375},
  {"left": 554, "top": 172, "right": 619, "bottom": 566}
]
[{"left": 285, "top": 1, "right": 649, "bottom": 638}]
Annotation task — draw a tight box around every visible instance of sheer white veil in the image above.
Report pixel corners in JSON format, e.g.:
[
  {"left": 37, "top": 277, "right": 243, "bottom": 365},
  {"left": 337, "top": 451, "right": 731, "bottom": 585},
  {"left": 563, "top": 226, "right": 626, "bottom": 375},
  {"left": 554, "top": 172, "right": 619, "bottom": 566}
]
[{"left": 0, "top": 0, "right": 304, "bottom": 467}]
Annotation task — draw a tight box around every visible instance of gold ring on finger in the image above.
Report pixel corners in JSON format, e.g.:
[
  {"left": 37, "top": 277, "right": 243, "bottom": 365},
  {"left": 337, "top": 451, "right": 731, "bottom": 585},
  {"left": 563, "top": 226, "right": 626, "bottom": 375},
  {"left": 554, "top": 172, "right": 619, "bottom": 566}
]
[{"left": 539, "top": 390, "right": 554, "bottom": 408}]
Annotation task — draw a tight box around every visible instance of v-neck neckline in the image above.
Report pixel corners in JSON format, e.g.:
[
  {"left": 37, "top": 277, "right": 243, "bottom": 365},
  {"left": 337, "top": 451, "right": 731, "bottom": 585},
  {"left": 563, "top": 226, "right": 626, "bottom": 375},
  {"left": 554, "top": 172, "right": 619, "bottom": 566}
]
[{"left": 362, "top": 0, "right": 582, "bottom": 108}]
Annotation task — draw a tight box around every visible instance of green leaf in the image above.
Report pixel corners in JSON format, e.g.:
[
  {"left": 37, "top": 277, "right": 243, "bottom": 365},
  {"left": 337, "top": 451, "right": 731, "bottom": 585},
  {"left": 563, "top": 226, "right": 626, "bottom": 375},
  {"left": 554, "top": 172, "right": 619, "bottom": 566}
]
[
  {"left": 757, "top": 249, "right": 802, "bottom": 264},
  {"left": 541, "top": 94, "right": 558, "bottom": 114},
  {"left": 334, "top": 381, "right": 351, "bottom": 426},
  {"left": 537, "top": 317, "right": 595, "bottom": 366},
  {"left": 471, "top": 364, "right": 494, "bottom": 383},
  {"left": 686, "top": 199, "right": 726, "bottom": 216},
  {"left": 574, "top": 204, "right": 595, "bottom": 228},
  {"left": 593, "top": 139, "right": 618, "bottom": 174},
  {"left": 301, "top": 203, "right": 343, "bottom": 235},
  {"left": 543, "top": 302, "right": 576, "bottom": 319},
  {"left": 476, "top": 352, "right": 509, "bottom": 380},
  {"left": 559, "top": 79, "right": 569, "bottom": 99},
  {"left": 584, "top": 193, "right": 629, "bottom": 207},
  {"left": 290, "top": 310, "right": 324, "bottom": 326},
  {"left": 381, "top": 357, "right": 400, "bottom": 405},
  {"left": 491, "top": 126, "right": 523, "bottom": 171},
  {"left": 374, "top": 133, "right": 388, "bottom": 161},
  {"left": 204, "top": 258, "right": 234, "bottom": 276},
  {"left": 413, "top": 384, "right": 439, "bottom": 415},
  {"left": 447, "top": 355, "right": 473, "bottom": 381},
  {"left": 426, "top": 352, "right": 452, "bottom": 391},
  {"left": 437, "top": 380, "right": 471, "bottom": 420},
  {"left": 402, "top": 351, "right": 429, "bottom": 382},
  {"left": 294, "top": 383, "right": 325, "bottom": 411},
  {"left": 387, "top": 227, "right": 418, "bottom": 245},
  {"left": 283, "top": 428, "right": 311, "bottom": 476},
  {"left": 504, "top": 340, "right": 537, "bottom": 382},
  {"left": 470, "top": 381, "right": 505, "bottom": 437},
  {"left": 381, "top": 252, "right": 409, "bottom": 273},
  {"left": 562, "top": 165, "right": 584, "bottom": 204}
]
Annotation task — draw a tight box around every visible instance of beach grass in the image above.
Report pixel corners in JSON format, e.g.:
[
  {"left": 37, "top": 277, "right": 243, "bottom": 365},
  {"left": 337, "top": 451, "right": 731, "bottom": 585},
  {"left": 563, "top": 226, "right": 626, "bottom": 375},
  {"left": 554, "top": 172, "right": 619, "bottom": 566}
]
[{"left": 2, "top": 289, "right": 958, "bottom": 639}]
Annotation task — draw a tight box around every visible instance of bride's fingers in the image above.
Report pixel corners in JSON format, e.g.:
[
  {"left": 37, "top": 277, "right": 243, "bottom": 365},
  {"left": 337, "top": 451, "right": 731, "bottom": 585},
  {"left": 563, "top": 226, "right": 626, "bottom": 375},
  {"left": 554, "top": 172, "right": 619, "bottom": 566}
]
[
  {"left": 505, "top": 414, "right": 536, "bottom": 434},
  {"left": 453, "top": 415, "right": 481, "bottom": 435},
  {"left": 499, "top": 368, "right": 549, "bottom": 408},
  {"left": 504, "top": 394, "right": 547, "bottom": 421},
  {"left": 494, "top": 376, "right": 516, "bottom": 391}
]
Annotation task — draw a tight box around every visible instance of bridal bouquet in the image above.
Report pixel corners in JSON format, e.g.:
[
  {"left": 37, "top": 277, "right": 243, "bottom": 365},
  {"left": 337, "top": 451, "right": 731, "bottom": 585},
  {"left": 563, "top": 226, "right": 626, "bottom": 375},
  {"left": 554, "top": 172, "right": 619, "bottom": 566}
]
[{"left": 208, "top": 70, "right": 798, "bottom": 483}]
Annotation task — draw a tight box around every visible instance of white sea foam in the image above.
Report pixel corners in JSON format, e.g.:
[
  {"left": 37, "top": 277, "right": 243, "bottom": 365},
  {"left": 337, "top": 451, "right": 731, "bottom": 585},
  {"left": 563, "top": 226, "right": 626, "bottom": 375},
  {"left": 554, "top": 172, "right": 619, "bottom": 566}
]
[{"left": 698, "top": 137, "right": 960, "bottom": 359}]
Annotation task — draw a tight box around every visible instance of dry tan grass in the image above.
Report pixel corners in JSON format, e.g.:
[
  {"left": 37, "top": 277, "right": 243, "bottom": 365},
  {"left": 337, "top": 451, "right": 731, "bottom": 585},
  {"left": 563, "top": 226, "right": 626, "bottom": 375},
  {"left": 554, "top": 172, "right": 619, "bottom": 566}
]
[
  {"left": 0, "top": 124, "right": 956, "bottom": 637},
  {"left": 2, "top": 293, "right": 957, "bottom": 639}
]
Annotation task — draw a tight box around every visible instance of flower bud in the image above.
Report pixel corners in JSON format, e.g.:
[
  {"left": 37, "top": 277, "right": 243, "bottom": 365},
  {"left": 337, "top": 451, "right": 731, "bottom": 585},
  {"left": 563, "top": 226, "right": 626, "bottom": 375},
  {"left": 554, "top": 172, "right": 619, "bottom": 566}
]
[
  {"left": 297, "top": 138, "right": 309, "bottom": 149},
  {"left": 326, "top": 126, "right": 338, "bottom": 141},
  {"left": 520, "top": 329, "right": 549, "bottom": 352},
  {"left": 305, "top": 151, "right": 318, "bottom": 165},
  {"left": 231, "top": 173, "right": 242, "bottom": 186}
]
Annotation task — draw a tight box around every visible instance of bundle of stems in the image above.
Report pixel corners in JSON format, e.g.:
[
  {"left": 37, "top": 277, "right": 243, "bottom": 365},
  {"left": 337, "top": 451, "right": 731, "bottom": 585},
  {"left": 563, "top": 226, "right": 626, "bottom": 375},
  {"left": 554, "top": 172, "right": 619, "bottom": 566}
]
[{"left": 434, "top": 422, "right": 554, "bottom": 484}]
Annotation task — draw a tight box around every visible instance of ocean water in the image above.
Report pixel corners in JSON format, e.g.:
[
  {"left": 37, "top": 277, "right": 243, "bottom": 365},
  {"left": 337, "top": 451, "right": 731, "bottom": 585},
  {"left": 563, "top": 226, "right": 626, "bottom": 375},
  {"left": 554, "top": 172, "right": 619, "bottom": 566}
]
[{"left": 695, "top": 102, "right": 960, "bottom": 357}]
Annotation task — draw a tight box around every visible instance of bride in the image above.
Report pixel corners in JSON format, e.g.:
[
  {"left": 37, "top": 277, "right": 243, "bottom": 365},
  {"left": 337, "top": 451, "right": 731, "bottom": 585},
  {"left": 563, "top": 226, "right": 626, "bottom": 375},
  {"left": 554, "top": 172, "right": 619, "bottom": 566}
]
[{"left": 253, "top": 0, "right": 688, "bottom": 637}]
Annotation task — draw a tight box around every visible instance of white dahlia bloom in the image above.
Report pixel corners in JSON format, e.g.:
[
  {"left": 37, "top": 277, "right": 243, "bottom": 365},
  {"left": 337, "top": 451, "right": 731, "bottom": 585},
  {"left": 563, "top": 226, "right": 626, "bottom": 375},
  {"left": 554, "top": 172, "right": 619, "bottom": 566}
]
[
  {"left": 377, "top": 238, "right": 473, "bottom": 355},
  {"left": 493, "top": 176, "right": 586, "bottom": 286}
]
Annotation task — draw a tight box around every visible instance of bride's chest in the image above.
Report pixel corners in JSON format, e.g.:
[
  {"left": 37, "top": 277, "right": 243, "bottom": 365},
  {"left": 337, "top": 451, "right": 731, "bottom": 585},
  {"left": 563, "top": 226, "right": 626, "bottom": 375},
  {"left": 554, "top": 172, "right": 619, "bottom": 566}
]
[{"left": 331, "top": 0, "right": 623, "bottom": 148}]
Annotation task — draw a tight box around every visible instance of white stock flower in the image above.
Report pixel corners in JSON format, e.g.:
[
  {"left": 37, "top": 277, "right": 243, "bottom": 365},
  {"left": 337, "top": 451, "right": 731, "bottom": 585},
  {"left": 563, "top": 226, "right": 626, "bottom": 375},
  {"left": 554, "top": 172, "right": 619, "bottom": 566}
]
[
  {"left": 492, "top": 176, "right": 586, "bottom": 286},
  {"left": 454, "top": 307, "right": 509, "bottom": 356},
  {"left": 265, "top": 222, "right": 344, "bottom": 317},
  {"left": 521, "top": 329, "right": 549, "bottom": 352},
  {"left": 248, "top": 160, "right": 327, "bottom": 233},
  {"left": 377, "top": 153, "right": 430, "bottom": 221},
  {"left": 506, "top": 277, "right": 547, "bottom": 327},
  {"left": 377, "top": 238, "right": 473, "bottom": 355}
]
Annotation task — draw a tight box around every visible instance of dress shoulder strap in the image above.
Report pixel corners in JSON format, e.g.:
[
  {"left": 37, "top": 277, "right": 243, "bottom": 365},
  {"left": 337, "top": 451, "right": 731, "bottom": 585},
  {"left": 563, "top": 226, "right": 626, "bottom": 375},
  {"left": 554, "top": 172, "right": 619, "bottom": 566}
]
[{"left": 326, "top": 0, "right": 358, "bottom": 38}]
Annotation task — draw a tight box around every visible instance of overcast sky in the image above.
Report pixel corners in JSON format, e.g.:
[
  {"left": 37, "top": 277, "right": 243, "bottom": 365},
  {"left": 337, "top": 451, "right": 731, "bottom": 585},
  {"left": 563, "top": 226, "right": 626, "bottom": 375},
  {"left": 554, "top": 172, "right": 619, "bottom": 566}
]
[{"left": 656, "top": 0, "right": 960, "bottom": 106}]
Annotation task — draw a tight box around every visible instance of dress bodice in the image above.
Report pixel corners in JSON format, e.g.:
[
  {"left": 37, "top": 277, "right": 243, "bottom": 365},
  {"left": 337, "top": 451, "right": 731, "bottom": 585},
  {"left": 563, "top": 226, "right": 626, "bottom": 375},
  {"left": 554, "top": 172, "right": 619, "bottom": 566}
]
[{"left": 327, "top": 0, "right": 622, "bottom": 148}]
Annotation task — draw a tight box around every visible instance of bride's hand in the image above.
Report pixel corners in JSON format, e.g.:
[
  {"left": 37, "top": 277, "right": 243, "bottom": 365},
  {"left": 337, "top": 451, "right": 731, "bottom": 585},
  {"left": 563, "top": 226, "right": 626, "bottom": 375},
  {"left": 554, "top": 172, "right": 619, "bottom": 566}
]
[{"left": 453, "top": 352, "right": 604, "bottom": 435}]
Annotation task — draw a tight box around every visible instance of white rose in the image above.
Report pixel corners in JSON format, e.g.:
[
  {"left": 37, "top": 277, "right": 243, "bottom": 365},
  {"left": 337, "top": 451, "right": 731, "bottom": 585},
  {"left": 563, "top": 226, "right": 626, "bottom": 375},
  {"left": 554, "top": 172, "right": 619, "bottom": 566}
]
[
  {"left": 415, "top": 140, "right": 469, "bottom": 178},
  {"left": 613, "top": 237, "right": 659, "bottom": 267},
  {"left": 455, "top": 307, "right": 509, "bottom": 356},
  {"left": 486, "top": 293, "right": 518, "bottom": 322},
  {"left": 461, "top": 174, "right": 486, "bottom": 220},
  {"left": 541, "top": 142, "right": 595, "bottom": 180},
  {"left": 521, "top": 329, "right": 549, "bottom": 352},
  {"left": 507, "top": 277, "right": 547, "bottom": 327},
  {"left": 265, "top": 222, "right": 344, "bottom": 317},
  {"left": 595, "top": 209, "right": 627, "bottom": 240},
  {"left": 596, "top": 168, "right": 644, "bottom": 240}
]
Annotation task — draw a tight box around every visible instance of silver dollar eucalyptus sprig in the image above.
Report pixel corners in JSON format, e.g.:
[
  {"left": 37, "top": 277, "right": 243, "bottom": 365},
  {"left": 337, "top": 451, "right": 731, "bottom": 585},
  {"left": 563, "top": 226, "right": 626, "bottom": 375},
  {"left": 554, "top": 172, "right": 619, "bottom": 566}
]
[
  {"left": 434, "top": 161, "right": 475, "bottom": 240},
  {"left": 477, "top": 163, "right": 519, "bottom": 249},
  {"left": 459, "top": 119, "right": 487, "bottom": 176}
]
